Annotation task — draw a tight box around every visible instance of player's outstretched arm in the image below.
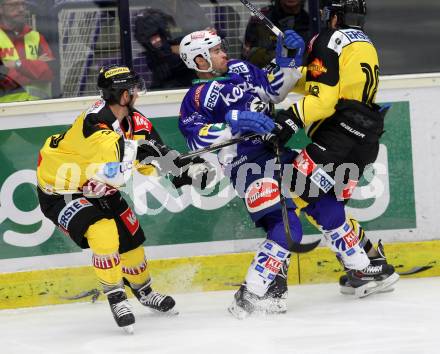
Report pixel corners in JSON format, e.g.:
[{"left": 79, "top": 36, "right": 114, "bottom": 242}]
[{"left": 136, "top": 139, "right": 216, "bottom": 190}]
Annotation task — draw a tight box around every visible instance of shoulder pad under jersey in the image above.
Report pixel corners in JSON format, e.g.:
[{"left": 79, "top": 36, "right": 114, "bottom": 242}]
[
  {"left": 326, "top": 29, "right": 372, "bottom": 55},
  {"left": 83, "top": 101, "right": 116, "bottom": 138}
]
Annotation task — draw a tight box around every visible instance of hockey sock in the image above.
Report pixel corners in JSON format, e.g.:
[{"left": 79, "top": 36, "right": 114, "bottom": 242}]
[
  {"left": 323, "top": 218, "right": 370, "bottom": 270},
  {"left": 347, "top": 217, "right": 378, "bottom": 257},
  {"left": 85, "top": 218, "right": 122, "bottom": 286},
  {"left": 120, "top": 246, "right": 151, "bottom": 288},
  {"left": 245, "top": 239, "right": 290, "bottom": 297}
]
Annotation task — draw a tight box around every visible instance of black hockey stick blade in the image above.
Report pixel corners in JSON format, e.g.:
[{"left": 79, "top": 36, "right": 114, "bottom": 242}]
[
  {"left": 60, "top": 288, "right": 100, "bottom": 302},
  {"left": 180, "top": 133, "right": 258, "bottom": 159},
  {"left": 290, "top": 238, "right": 321, "bottom": 253},
  {"left": 397, "top": 265, "right": 433, "bottom": 276}
]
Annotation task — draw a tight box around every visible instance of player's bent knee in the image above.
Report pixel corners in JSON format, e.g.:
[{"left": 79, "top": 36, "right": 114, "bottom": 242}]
[
  {"left": 302, "top": 194, "right": 346, "bottom": 230},
  {"left": 263, "top": 209, "right": 303, "bottom": 250},
  {"left": 85, "top": 218, "right": 120, "bottom": 255},
  {"left": 85, "top": 218, "right": 123, "bottom": 286}
]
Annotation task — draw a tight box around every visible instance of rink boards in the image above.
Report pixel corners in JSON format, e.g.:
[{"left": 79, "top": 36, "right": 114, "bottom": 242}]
[
  {"left": 1, "top": 240, "right": 440, "bottom": 309},
  {"left": 0, "top": 74, "right": 439, "bottom": 309}
]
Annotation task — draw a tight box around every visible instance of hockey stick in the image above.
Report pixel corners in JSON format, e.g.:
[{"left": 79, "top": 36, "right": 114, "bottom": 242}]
[
  {"left": 238, "top": 0, "right": 302, "bottom": 61},
  {"left": 225, "top": 265, "right": 432, "bottom": 288},
  {"left": 397, "top": 265, "right": 433, "bottom": 276},
  {"left": 180, "top": 133, "right": 258, "bottom": 159},
  {"left": 274, "top": 142, "right": 320, "bottom": 254},
  {"left": 239, "top": 0, "right": 283, "bottom": 37},
  {"left": 61, "top": 288, "right": 100, "bottom": 303},
  {"left": 181, "top": 132, "right": 319, "bottom": 253}
]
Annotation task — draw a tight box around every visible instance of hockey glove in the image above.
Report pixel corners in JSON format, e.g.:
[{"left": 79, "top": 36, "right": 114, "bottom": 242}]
[
  {"left": 334, "top": 99, "right": 389, "bottom": 143},
  {"left": 171, "top": 156, "right": 216, "bottom": 190},
  {"left": 137, "top": 139, "right": 184, "bottom": 176},
  {"left": 264, "top": 107, "right": 304, "bottom": 146},
  {"left": 225, "top": 110, "right": 275, "bottom": 135},
  {"left": 137, "top": 139, "right": 170, "bottom": 161},
  {"left": 137, "top": 140, "right": 216, "bottom": 189},
  {"left": 275, "top": 30, "right": 305, "bottom": 68}
]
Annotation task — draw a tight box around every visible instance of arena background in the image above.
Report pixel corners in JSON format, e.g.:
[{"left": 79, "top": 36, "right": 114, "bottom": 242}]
[{"left": 0, "top": 0, "right": 439, "bottom": 309}]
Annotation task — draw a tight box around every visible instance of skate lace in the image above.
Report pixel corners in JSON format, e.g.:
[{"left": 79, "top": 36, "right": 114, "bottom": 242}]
[
  {"left": 363, "top": 264, "right": 383, "bottom": 275},
  {"left": 112, "top": 300, "right": 132, "bottom": 318},
  {"left": 140, "top": 291, "right": 167, "bottom": 307}
]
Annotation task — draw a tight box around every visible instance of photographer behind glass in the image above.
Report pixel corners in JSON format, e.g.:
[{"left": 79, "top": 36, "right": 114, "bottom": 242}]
[{"left": 134, "top": 7, "right": 195, "bottom": 89}]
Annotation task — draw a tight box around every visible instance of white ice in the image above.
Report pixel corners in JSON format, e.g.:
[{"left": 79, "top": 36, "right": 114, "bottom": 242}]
[{"left": 1, "top": 277, "right": 440, "bottom": 354}]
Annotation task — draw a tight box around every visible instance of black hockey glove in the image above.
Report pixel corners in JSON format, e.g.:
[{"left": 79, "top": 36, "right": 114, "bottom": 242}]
[
  {"left": 264, "top": 107, "right": 304, "bottom": 147},
  {"left": 137, "top": 139, "right": 181, "bottom": 175},
  {"left": 334, "top": 99, "right": 387, "bottom": 143},
  {"left": 171, "top": 156, "right": 216, "bottom": 190},
  {"left": 137, "top": 140, "right": 216, "bottom": 190},
  {"left": 137, "top": 139, "right": 169, "bottom": 161}
]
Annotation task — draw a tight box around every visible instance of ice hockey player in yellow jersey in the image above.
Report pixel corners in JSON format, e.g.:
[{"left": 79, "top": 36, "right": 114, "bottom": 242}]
[
  {"left": 267, "top": 0, "right": 399, "bottom": 299},
  {"left": 36, "top": 65, "right": 214, "bottom": 333}
]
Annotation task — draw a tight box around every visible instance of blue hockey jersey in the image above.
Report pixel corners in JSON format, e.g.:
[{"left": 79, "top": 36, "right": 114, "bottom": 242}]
[{"left": 178, "top": 59, "right": 300, "bottom": 165}]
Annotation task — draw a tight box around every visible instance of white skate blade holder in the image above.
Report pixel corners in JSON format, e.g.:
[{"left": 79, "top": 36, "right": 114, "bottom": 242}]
[
  {"left": 148, "top": 307, "right": 179, "bottom": 316},
  {"left": 354, "top": 273, "right": 400, "bottom": 298},
  {"left": 340, "top": 284, "right": 395, "bottom": 295},
  {"left": 123, "top": 324, "right": 134, "bottom": 335}
]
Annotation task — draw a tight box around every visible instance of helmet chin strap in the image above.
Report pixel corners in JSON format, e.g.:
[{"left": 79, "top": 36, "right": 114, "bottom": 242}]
[
  {"left": 207, "top": 61, "right": 227, "bottom": 76},
  {"left": 196, "top": 56, "right": 225, "bottom": 76},
  {"left": 211, "top": 68, "right": 223, "bottom": 76},
  {"left": 196, "top": 66, "right": 224, "bottom": 77}
]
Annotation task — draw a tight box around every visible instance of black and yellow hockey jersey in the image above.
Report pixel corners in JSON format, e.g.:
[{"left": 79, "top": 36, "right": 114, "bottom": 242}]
[
  {"left": 37, "top": 99, "right": 161, "bottom": 194},
  {"left": 292, "top": 28, "right": 379, "bottom": 137}
]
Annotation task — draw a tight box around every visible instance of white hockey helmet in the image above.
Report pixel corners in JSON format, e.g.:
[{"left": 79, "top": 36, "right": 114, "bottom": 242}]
[{"left": 179, "top": 30, "right": 222, "bottom": 73}]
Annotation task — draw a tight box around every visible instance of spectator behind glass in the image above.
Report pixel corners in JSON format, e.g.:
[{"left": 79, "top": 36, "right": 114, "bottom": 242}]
[
  {"left": 134, "top": 8, "right": 195, "bottom": 89},
  {"left": 0, "top": 0, "right": 55, "bottom": 102},
  {"left": 242, "top": 0, "right": 310, "bottom": 68},
  {"left": 133, "top": 0, "right": 214, "bottom": 90}
]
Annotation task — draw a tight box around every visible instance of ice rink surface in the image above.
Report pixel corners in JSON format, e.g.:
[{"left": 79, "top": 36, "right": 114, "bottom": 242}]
[{"left": 1, "top": 277, "right": 440, "bottom": 354}]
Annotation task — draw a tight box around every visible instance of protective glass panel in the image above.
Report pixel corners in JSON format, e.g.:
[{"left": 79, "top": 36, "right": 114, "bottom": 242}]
[
  {"left": 129, "top": 0, "right": 271, "bottom": 91},
  {"left": 1, "top": 0, "right": 439, "bottom": 103}
]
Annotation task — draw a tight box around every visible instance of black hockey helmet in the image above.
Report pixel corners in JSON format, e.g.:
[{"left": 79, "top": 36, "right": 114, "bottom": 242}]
[
  {"left": 321, "top": 0, "right": 366, "bottom": 29},
  {"left": 97, "top": 65, "right": 146, "bottom": 104}
]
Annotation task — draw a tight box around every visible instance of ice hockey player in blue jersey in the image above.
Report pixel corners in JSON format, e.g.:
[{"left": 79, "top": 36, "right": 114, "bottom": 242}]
[{"left": 179, "top": 29, "right": 309, "bottom": 318}]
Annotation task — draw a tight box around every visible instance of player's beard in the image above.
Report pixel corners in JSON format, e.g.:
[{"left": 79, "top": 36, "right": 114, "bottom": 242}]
[
  {"left": 213, "top": 61, "right": 228, "bottom": 76},
  {"left": 127, "top": 96, "right": 137, "bottom": 111}
]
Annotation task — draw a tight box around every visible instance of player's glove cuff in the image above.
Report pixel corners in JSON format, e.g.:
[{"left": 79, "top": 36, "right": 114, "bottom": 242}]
[
  {"left": 264, "top": 107, "right": 304, "bottom": 147},
  {"left": 171, "top": 156, "right": 216, "bottom": 190}
]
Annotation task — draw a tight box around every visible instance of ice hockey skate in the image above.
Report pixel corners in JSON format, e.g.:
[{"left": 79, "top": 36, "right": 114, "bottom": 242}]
[
  {"left": 105, "top": 288, "right": 135, "bottom": 334},
  {"left": 339, "top": 240, "right": 399, "bottom": 298},
  {"left": 228, "top": 283, "right": 288, "bottom": 320},
  {"left": 229, "top": 240, "right": 291, "bottom": 319},
  {"left": 130, "top": 282, "right": 178, "bottom": 316}
]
